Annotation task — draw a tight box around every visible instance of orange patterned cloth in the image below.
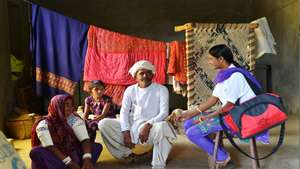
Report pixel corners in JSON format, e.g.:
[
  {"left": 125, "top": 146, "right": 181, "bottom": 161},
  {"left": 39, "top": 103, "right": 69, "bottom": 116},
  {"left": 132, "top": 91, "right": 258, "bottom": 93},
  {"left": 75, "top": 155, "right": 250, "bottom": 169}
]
[
  {"left": 84, "top": 26, "right": 167, "bottom": 85},
  {"left": 167, "top": 41, "right": 187, "bottom": 84}
]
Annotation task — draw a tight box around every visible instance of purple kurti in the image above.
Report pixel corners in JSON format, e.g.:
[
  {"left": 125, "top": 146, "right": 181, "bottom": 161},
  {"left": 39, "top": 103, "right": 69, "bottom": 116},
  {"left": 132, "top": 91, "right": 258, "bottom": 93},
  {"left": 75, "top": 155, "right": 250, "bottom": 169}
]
[
  {"left": 85, "top": 95, "right": 117, "bottom": 141},
  {"left": 85, "top": 95, "right": 116, "bottom": 118}
]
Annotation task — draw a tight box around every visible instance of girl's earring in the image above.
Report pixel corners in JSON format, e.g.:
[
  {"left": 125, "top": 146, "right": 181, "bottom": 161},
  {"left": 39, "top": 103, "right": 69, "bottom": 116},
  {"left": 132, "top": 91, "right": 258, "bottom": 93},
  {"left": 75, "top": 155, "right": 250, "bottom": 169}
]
[{"left": 219, "top": 58, "right": 223, "bottom": 63}]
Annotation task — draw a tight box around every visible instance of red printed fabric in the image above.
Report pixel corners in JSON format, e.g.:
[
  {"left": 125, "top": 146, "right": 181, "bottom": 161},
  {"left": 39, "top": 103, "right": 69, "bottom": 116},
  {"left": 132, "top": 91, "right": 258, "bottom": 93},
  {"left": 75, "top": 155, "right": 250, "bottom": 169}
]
[
  {"left": 103, "top": 84, "right": 127, "bottom": 106},
  {"left": 84, "top": 26, "right": 167, "bottom": 85},
  {"left": 167, "top": 41, "right": 187, "bottom": 84}
]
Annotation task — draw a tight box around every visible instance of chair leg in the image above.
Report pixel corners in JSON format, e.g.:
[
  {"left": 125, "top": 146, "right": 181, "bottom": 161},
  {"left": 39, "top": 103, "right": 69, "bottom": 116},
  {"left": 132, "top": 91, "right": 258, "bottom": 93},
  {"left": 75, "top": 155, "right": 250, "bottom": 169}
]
[
  {"left": 211, "top": 131, "right": 222, "bottom": 169},
  {"left": 250, "top": 138, "right": 261, "bottom": 169}
]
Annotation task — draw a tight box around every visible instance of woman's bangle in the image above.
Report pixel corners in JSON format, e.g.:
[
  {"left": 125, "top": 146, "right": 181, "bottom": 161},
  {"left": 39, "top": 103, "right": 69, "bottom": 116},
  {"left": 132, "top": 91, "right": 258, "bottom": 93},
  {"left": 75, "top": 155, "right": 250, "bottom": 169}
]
[
  {"left": 82, "top": 152, "right": 92, "bottom": 160},
  {"left": 196, "top": 107, "right": 202, "bottom": 113},
  {"left": 197, "top": 107, "right": 204, "bottom": 121},
  {"left": 62, "top": 156, "right": 72, "bottom": 165}
]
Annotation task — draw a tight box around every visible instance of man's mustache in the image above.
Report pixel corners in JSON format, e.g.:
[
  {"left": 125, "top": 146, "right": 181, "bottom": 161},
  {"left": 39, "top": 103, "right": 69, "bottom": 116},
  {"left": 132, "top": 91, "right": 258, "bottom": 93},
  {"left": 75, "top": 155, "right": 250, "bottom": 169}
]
[{"left": 141, "top": 77, "right": 151, "bottom": 81}]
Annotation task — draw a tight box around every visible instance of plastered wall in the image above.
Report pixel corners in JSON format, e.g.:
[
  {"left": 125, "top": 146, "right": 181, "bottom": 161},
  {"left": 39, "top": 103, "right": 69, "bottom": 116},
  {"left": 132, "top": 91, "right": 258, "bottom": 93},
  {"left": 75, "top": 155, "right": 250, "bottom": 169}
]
[
  {"left": 253, "top": 0, "right": 300, "bottom": 114},
  {"left": 0, "top": 0, "right": 12, "bottom": 131}
]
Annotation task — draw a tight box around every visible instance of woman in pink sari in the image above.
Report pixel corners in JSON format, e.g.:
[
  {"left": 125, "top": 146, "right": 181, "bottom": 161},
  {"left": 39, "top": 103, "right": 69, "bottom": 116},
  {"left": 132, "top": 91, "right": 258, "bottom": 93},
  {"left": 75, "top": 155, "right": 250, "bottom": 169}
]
[{"left": 30, "top": 94, "right": 102, "bottom": 169}]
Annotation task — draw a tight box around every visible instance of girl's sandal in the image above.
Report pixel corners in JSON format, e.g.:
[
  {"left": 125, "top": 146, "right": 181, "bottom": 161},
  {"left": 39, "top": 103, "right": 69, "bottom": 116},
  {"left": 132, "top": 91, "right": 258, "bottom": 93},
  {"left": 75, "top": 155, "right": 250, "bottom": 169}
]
[{"left": 216, "top": 156, "right": 234, "bottom": 169}]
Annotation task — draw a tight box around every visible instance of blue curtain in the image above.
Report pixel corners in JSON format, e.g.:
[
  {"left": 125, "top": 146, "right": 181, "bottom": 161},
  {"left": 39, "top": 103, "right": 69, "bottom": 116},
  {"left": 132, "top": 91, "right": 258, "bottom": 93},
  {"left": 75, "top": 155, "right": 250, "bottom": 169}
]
[{"left": 31, "top": 4, "right": 89, "bottom": 97}]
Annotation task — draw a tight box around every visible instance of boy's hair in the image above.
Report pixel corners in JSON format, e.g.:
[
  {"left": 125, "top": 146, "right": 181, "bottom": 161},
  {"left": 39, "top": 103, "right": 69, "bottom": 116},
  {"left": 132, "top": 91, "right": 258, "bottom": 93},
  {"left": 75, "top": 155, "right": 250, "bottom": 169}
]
[{"left": 89, "top": 80, "right": 105, "bottom": 91}]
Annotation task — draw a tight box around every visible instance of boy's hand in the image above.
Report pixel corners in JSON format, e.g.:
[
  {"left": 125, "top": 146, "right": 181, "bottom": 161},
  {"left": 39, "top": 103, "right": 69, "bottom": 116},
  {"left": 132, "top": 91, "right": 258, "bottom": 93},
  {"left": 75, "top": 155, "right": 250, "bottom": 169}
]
[{"left": 93, "top": 115, "right": 103, "bottom": 121}]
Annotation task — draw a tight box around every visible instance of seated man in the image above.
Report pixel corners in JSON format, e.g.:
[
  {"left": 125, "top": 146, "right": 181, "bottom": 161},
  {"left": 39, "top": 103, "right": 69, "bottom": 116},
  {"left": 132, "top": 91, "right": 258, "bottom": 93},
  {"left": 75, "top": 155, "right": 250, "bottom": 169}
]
[{"left": 98, "top": 60, "right": 176, "bottom": 169}]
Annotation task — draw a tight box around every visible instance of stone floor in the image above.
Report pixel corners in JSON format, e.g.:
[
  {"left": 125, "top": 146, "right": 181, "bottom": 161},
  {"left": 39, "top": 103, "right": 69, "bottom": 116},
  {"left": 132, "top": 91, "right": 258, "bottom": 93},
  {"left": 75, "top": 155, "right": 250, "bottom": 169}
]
[{"left": 15, "top": 115, "right": 299, "bottom": 169}]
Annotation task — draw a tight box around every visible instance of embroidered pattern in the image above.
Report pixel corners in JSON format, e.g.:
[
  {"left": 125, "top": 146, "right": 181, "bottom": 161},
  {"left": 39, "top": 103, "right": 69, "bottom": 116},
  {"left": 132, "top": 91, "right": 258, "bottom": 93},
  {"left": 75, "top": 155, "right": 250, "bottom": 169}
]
[
  {"left": 36, "top": 67, "right": 77, "bottom": 95},
  {"left": 36, "top": 126, "right": 49, "bottom": 132},
  {"left": 67, "top": 115, "right": 79, "bottom": 127}
]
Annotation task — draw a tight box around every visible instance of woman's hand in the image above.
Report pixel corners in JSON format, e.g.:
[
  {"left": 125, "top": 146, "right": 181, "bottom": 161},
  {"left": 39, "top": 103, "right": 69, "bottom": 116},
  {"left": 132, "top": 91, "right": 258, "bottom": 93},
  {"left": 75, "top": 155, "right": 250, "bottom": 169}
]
[
  {"left": 174, "top": 114, "right": 185, "bottom": 122},
  {"left": 82, "top": 158, "right": 94, "bottom": 169},
  {"left": 198, "top": 115, "right": 208, "bottom": 123},
  {"left": 67, "top": 161, "right": 81, "bottom": 169},
  {"left": 46, "top": 146, "right": 81, "bottom": 169},
  {"left": 175, "top": 110, "right": 194, "bottom": 122},
  {"left": 80, "top": 141, "right": 93, "bottom": 169}
]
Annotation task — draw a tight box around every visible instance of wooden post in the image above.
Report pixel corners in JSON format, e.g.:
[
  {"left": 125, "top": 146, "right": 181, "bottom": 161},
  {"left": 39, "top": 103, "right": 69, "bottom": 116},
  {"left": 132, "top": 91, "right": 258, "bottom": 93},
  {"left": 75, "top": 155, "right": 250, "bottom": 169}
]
[{"left": 250, "top": 138, "right": 261, "bottom": 169}]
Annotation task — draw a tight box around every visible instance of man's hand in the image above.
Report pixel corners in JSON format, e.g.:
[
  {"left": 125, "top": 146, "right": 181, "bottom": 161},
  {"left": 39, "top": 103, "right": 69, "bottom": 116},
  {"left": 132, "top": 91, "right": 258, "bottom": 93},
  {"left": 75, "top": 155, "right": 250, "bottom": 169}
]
[
  {"left": 139, "top": 123, "right": 152, "bottom": 143},
  {"left": 122, "top": 131, "right": 135, "bottom": 149},
  {"left": 82, "top": 158, "right": 94, "bottom": 169}
]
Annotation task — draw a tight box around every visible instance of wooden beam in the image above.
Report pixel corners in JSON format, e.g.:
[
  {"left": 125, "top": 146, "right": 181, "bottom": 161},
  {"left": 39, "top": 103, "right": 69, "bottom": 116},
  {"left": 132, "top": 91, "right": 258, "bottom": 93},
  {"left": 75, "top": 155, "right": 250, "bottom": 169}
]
[
  {"left": 175, "top": 22, "right": 258, "bottom": 32},
  {"left": 249, "top": 23, "right": 259, "bottom": 29},
  {"left": 174, "top": 23, "right": 193, "bottom": 32}
]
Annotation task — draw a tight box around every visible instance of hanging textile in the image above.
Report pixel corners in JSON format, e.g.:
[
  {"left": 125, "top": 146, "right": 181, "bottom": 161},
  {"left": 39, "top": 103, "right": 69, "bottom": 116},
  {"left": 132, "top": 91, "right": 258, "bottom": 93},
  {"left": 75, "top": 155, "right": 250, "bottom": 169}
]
[
  {"left": 172, "top": 77, "right": 187, "bottom": 97},
  {"left": 83, "top": 26, "right": 167, "bottom": 85},
  {"left": 31, "top": 4, "right": 89, "bottom": 97},
  {"left": 103, "top": 84, "right": 127, "bottom": 106},
  {"left": 251, "top": 17, "right": 277, "bottom": 59},
  {"left": 167, "top": 41, "right": 187, "bottom": 84},
  {"left": 185, "top": 23, "right": 256, "bottom": 108}
]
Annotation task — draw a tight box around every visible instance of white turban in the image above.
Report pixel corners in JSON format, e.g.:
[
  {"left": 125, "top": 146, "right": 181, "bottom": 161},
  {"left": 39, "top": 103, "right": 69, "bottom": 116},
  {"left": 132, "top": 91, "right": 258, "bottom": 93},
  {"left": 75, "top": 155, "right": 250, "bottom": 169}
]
[{"left": 128, "top": 60, "right": 155, "bottom": 77}]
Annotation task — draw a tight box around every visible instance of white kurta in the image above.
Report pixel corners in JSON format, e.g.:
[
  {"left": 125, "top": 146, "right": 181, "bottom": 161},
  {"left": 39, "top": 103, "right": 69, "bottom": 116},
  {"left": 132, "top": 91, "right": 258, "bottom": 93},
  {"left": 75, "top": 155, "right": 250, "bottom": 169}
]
[
  {"left": 120, "top": 83, "right": 169, "bottom": 143},
  {"left": 98, "top": 82, "right": 176, "bottom": 169},
  {"left": 36, "top": 114, "right": 89, "bottom": 147},
  {"left": 212, "top": 64, "right": 256, "bottom": 106}
]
